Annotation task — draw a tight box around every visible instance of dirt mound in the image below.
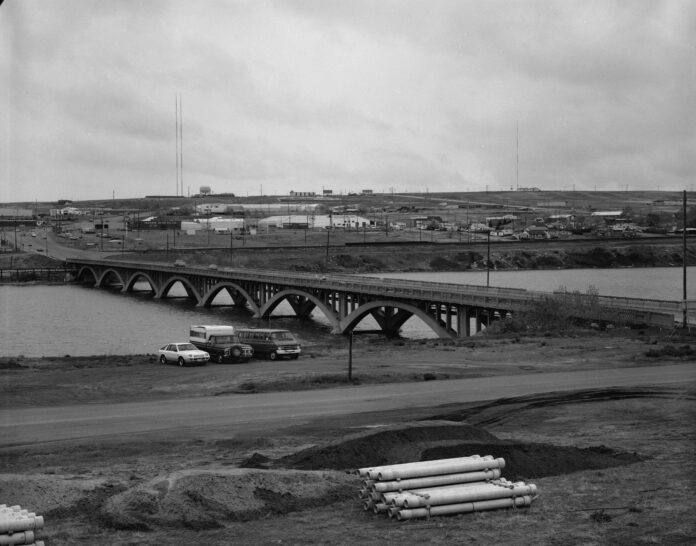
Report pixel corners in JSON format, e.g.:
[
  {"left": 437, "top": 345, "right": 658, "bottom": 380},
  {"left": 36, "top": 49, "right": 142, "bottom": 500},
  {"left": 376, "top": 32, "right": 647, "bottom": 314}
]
[
  {"left": 0, "top": 473, "right": 111, "bottom": 514},
  {"left": 271, "top": 422, "right": 498, "bottom": 471},
  {"left": 103, "top": 468, "right": 357, "bottom": 530},
  {"left": 270, "top": 422, "right": 641, "bottom": 479},
  {"left": 422, "top": 443, "right": 642, "bottom": 481}
]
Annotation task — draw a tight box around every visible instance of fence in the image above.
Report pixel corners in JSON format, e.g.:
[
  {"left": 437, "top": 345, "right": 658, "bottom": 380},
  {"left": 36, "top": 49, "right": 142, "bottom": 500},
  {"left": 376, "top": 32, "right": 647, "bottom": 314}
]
[{"left": 0, "top": 268, "right": 75, "bottom": 283}]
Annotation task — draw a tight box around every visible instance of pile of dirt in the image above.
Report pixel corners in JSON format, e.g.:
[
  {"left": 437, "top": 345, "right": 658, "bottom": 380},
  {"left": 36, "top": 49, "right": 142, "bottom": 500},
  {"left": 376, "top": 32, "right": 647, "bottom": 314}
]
[
  {"left": 103, "top": 468, "right": 357, "bottom": 530},
  {"left": 0, "top": 473, "right": 113, "bottom": 514},
  {"left": 421, "top": 443, "right": 642, "bottom": 481},
  {"left": 268, "top": 422, "right": 642, "bottom": 480},
  {"left": 269, "top": 422, "right": 499, "bottom": 471}
]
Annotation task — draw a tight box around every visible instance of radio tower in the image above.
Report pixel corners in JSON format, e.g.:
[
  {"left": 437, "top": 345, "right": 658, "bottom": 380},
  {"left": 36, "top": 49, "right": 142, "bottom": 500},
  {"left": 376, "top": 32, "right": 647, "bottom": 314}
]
[{"left": 175, "top": 94, "right": 183, "bottom": 196}]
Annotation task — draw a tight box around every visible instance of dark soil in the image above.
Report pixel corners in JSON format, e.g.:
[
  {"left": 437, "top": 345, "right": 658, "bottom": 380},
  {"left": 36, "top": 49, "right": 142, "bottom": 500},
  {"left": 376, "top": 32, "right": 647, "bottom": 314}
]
[
  {"left": 421, "top": 442, "right": 642, "bottom": 481},
  {"left": 266, "top": 421, "right": 641, "bottom": 479}
]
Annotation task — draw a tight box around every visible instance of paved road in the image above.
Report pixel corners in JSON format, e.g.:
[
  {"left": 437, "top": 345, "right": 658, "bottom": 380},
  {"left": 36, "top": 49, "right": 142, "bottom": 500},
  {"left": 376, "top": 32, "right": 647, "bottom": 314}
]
[{"left": 2, "top": 363, "right": 694, "bottom": 448}]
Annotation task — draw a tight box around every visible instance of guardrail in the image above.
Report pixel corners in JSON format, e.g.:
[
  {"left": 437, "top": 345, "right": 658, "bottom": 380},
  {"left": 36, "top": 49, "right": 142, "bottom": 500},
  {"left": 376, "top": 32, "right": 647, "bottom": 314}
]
[
  {"left": 0, "top": 267, "right": 75, "bottom": 283},
  {"left": 67, "top": 258, "right": 683, "bottom": 316}
]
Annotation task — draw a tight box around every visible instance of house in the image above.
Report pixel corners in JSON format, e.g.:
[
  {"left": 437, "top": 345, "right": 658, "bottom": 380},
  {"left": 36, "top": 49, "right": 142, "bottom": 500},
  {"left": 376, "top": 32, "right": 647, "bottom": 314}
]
[{"left": 526, "top": 226, "right": 550, "bottom": 239}]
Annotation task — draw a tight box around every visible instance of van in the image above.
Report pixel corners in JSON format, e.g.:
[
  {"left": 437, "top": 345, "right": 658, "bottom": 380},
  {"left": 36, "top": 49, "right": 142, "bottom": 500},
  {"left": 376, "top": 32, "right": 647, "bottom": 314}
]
[
  {"left": 236, "top": 328, "right": 301, "bottom": 360},
  {"left": 189, "top": 325, "right": 253, "bottom": 363}
]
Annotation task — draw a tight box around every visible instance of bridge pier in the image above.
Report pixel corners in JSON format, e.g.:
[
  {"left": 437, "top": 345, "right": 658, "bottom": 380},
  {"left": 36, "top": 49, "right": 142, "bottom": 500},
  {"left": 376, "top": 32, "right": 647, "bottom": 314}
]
[{"left": 371, "top": 306, "right": 413, "bottom": 338}]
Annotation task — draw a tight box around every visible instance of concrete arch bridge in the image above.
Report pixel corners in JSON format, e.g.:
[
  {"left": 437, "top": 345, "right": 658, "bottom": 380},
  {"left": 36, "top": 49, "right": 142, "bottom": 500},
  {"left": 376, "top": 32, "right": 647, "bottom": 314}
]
[{"left": 67, "top": 259, "right": 680, "bottom": 339}]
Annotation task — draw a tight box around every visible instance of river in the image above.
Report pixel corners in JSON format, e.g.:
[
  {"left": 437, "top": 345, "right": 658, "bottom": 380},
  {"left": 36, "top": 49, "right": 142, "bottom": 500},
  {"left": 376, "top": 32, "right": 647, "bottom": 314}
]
[{"left": 1, "top": 266, "right": 693, "bottom": 357}]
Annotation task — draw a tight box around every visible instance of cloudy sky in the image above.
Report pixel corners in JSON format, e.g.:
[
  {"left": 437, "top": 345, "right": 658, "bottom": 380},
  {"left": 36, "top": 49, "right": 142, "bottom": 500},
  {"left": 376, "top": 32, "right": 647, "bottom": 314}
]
[{"left": 1, "top": 0, "right": 694, "bottom": 203}]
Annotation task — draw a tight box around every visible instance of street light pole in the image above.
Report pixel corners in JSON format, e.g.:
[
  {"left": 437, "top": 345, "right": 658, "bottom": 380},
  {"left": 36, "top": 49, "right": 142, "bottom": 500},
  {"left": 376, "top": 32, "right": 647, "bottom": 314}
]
[{"left": 486, "top": 230, "right": 491, "bottom": 288}]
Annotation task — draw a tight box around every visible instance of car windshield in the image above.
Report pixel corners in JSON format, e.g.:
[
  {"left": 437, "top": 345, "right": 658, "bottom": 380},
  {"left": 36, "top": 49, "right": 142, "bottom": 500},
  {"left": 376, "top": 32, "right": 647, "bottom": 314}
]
[
  {"left": 215, "top": 336, "right": 236, "bottom": 344},
  {"left": 270, "top": 332, "right": 295, "bottom": 341},
  {"left": 177, "top": 343, "right": 197, "bottom": 351}
]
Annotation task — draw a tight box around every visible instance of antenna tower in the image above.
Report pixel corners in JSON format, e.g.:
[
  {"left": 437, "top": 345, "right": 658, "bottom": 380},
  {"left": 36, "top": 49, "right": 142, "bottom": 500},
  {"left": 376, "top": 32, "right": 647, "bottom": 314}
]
[{"left": 175, "top": 94, "right": 183, "bottom": 196}]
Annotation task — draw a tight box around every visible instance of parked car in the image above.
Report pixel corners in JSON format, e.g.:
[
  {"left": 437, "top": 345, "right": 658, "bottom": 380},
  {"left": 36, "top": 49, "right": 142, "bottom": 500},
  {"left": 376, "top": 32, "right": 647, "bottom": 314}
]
[
  {"left": 189, "top": 325, "right": 253, "bottom": 363},
  {"left": 174, "top": 260, "right": 186, "bottom": 267},
  {"left": 236, "top": 328, "right": 301, "bottom": 360},
  {"left": 158, "top": 342, "right": 209, "bottom": 366}
]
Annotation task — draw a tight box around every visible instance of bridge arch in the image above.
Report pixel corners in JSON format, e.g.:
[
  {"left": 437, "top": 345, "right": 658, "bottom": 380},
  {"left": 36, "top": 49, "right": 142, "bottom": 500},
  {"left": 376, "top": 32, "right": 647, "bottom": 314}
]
[
  {"left": 198, "top": 282, "right": 259, "bottom": 314},
  {"left": 158, "top": 275, "right": 202, "bottom": 301},
  {"left": 75, "top": 266, "right": 99, "bottom": 285},
  {"left": 258, "top": 289, "right": 340, "bottom": 331},
  {"left": 96, "top": 268, "right": 125, "bottom": 288},
  {"left": 338, "top": 300, "right": 455, "bottom": 339},
  {"left": 123, "top": 271, "right": 158, "bottom": 293}
]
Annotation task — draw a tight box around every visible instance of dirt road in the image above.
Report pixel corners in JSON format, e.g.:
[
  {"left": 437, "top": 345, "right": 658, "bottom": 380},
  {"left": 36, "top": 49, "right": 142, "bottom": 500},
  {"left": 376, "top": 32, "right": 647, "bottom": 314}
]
[{"left": 3, "top": 362, "right": 693, "bottom": 447}]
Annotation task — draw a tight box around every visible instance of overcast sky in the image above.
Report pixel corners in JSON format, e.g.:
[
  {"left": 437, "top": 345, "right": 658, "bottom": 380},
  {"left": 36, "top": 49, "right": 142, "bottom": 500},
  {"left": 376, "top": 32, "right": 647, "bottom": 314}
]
[{"left": 1, "top": 0, "right": 694, "bottom": 203}]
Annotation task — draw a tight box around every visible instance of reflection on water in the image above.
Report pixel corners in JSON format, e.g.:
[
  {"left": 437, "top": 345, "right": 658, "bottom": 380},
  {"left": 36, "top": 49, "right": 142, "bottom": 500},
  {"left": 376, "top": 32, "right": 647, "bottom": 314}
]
[{"left": 2, "top": 266, "right": 691, "bottom": 357}]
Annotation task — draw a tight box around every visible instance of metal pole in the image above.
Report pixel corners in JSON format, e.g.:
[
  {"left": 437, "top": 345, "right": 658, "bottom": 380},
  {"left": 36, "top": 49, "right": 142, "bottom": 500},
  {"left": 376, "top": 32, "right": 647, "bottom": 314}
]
[
  {"left": 486, "top": 231, "right": 491, "bottom": 288},
  {"left": 348, "top": 331, "right": 353, "bottom": 381},
  {"left": 683, "top": 189, "right": 688, "bottom": 328}
]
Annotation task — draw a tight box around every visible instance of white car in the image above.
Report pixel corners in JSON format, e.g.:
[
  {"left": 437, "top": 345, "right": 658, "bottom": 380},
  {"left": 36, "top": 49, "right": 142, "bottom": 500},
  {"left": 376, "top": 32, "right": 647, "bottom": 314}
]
[{"left": 159, "top": 342, "right": 210, "bottom": 367}]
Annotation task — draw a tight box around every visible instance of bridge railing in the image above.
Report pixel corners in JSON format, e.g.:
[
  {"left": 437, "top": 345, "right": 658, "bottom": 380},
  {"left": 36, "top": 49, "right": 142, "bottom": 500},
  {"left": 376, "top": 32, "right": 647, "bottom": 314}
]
[{"left": 66, "top": 258, "right": 683, "bottom": 314}]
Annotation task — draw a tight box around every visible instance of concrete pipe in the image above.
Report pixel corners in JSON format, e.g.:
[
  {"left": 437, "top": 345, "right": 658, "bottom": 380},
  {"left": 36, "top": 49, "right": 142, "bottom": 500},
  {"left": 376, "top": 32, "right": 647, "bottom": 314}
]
[
  {"left": 396, "top": 494, "right": 533, "bottom": 520},
  {"left": 377, "top": 457, "right": 504, "bottom": 482},
  {"left": 363, "top": 455, "right": 489, "bottom": 480},
  {"left": 374, "top": 469, "right": 502, "bottom": 493},
  {"left": 0, "top": 530, "right": 34, "bottom": 545},
  {"left": 385, "top": 482, "right": 498, "bottom": 507},
  {"left": 388, "top": 506, "right": 400, "bottom": 519},
  {"left": 0, "top": 516, "right": 45, "bottom": 533},
  {"left": 372, "top": 503, "right": 389, "bottom": 514},
  {"left": 403, "top": 482, "right": 538, "bottom": 509}
]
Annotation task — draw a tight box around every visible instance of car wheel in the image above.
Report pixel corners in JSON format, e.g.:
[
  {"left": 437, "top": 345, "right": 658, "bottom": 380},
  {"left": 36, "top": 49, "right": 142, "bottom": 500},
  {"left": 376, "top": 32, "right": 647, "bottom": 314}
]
[
  {"left": 178, "top": 357, "right": 185, "bottom": 367},
  {"left": 269, "top": 351, "right": 277, "bottom": 361},
  {"left": 217, "top": 354, "right": 224, "bottom": 364},
  {"left": 160, "top": 355, "right": 167, "bottom": 365}
]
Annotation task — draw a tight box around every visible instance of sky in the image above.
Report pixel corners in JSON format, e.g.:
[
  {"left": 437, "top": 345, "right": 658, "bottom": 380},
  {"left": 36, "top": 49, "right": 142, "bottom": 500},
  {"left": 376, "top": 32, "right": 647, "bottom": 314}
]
[{"left": 1, "top": 0, "right": 694, "bottom": 203}]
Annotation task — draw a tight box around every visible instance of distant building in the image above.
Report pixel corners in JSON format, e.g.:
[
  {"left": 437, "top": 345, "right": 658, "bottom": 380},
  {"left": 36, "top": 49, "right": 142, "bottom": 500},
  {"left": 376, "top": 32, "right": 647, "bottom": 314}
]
[
  {"left": 181, "top": 218, "right": 245, "bottom": 234},
  {"left": 237, "top": 203, "right": 320, "bottom": 214},
  {"left": 538, "top": 201, "right": 568, "bottom": 207},
  {"left": 322, "top": 189, "right": 333, "bottom": 197},
  {"left": 289, "top": 191, "right": 316, "bottom": 197},
  {"left": 195, "top": 203, "right": 235, "bottom": 215},
  {"left": 591, "top": 211, "right": 623, "bottom": 218},
  {"left": 0, "top": 208, "right": 33, "bottom": 217},
  {"left": 258, "top": 214, "right": 371, "bottom": 230},
  {"left": 526, "top": 226, "right": 550, "bottom": 239}
]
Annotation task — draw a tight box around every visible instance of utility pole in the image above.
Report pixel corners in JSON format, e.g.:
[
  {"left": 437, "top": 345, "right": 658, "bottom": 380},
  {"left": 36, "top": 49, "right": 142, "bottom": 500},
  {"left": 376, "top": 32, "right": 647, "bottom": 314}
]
[
  {"left": 683, "top": 190, "right": 688, "bottom": 328},
  {"left": 347, "top": 331, "right": 353, "bottom": 381},
  {"left": 486, "top": 230, "right": 491, "bottom": 288}
]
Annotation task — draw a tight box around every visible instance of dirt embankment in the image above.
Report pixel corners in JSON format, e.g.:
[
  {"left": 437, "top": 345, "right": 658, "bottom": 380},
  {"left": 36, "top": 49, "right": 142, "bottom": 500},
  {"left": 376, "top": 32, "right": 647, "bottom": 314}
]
[{"left": 108, "top": 240, "right": 696, "bottom": 274}]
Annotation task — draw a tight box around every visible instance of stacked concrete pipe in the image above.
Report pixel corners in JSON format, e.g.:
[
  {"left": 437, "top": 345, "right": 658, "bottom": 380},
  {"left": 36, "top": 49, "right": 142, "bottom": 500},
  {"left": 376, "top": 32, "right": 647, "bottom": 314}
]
[
  {"left": 357, "top": 455, "right": 538, "bottom": 520},
  {"left": 0, "top": 505, "right": 45, "bottom": 546}
]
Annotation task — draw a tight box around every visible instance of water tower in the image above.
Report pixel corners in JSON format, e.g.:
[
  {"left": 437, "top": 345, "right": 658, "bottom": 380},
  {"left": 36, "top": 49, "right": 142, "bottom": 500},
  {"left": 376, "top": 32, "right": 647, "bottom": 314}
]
[{"left": 200, "top": 186, "right": 211, "bottom": 196}]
